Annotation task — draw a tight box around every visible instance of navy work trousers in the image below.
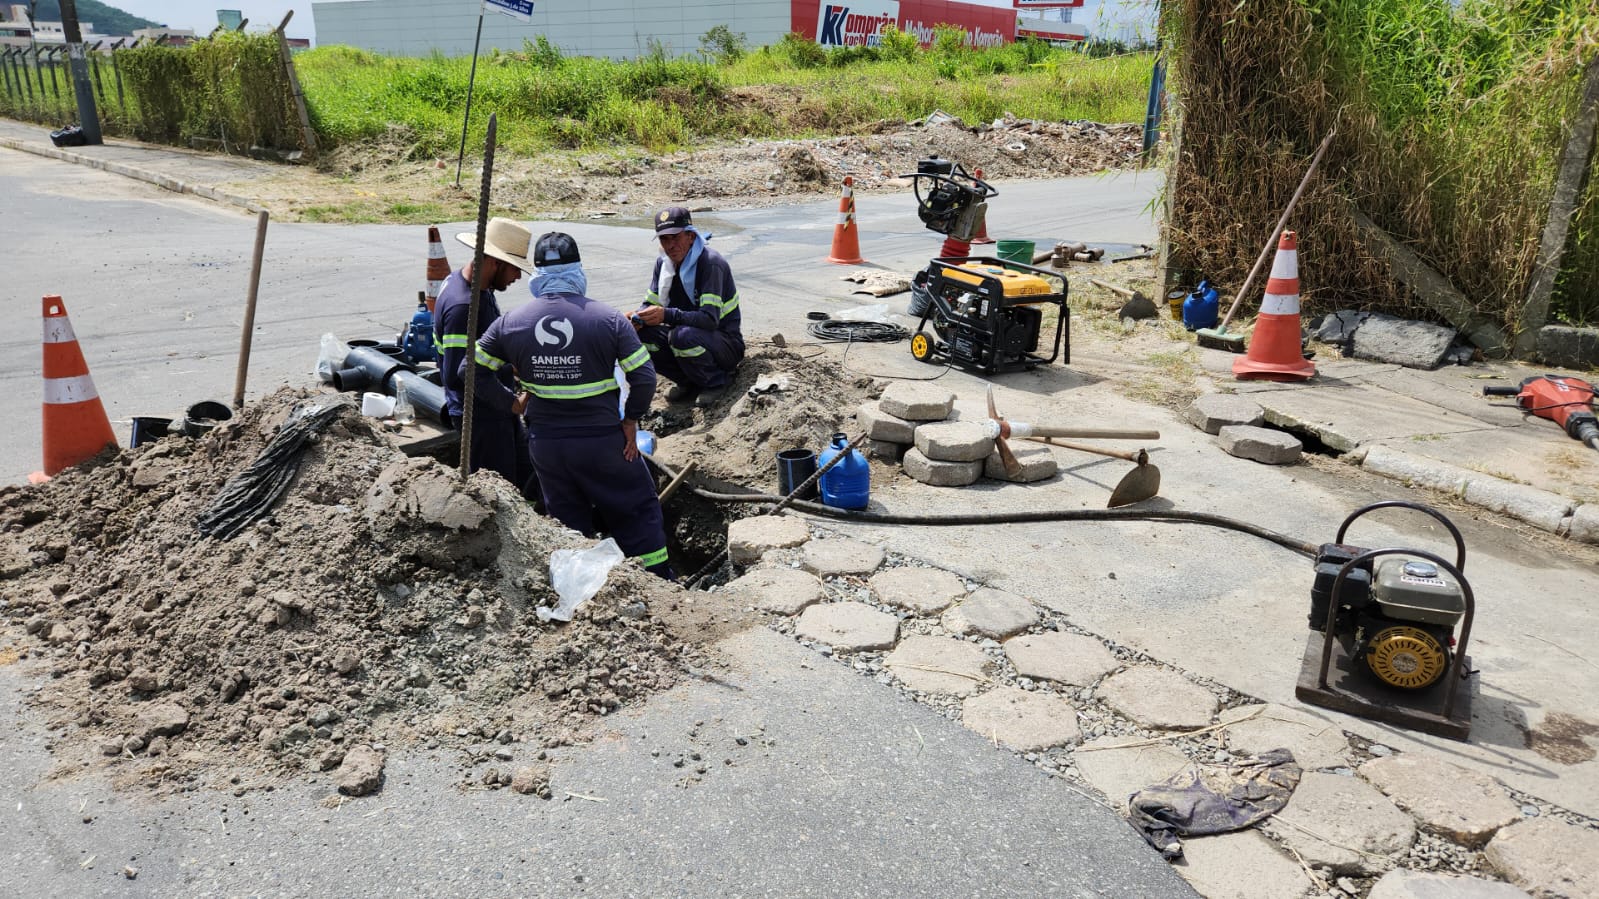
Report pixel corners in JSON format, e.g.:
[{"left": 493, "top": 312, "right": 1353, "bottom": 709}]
[
  {"left": 448, "top": 411, "right": 537, "bottom": 500},
  {"left": 528, "top": 430, "right": 673, "bottom": 579},
  {"left": 638, "top": 324, "right": 742, "bottom": 390}
]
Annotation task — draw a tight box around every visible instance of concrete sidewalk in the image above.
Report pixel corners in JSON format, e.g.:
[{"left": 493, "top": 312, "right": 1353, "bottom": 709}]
[{"left": 1193, "top": 349, "right": 1599, "bottom": 546}]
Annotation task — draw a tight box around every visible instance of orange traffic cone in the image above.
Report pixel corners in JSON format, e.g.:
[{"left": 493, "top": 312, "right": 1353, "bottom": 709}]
[
  {"left": 33, "top": 295, "right": 117, "bottom": 482},
  {"left": 826, "top": 176, "right": 866, "bottom": 265},
  {"left": 1234, "top": 230, "right": 1315, "bottom": 381},
  {"left": 425, "top": 226, "right": 450, "bottom": 313},
  {"left": 969, "top": 168, "right": 995, "bottom": 245}
]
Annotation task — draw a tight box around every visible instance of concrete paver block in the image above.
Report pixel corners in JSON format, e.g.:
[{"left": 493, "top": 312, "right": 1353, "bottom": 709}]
[
  {"left": 866, "top": 439, "right": 908, "bottom": 462},
  {"left": 1536, "top": 324, "right": 1599, "bottom": 370},
  {"left": 942, "top": 587, "right": 1038, "bottom": 639},
  {"left": 879, "top": 382, "right": 955, "bottom": 421},
  {"left": 1264, "top": 771, "right": 1417, "bottom": 875},
  {"left": 794, "top": 602, "right": 899, "bottom": 652},
  {"left": 1071, "top": 736, "right": 1190, "bottom": 810},
  {"left": 857, "top": 402, "right": 915, "bottom": 444},
  {"left": 961, "top": 687, "right": 1080, "bottom": 752},
  {"left": 1219, "top": 703, "right": 1350, "bottom": 771},
  {"left": 884, "top": 635, "right": 991, "bottom": 695},
  {"left": 800, "top": 537, "right": 885, "bottom": 577},
  {"left": 1003, "top": 632, "right": 1119, "bottom": 687},
  {"left": 1485, "top": 817, "right": 1599, "bottom": 899},
  {"left": 902, "top": 448, "right": 983, "bottom": 487},
  {"left": 1368, "top": 870, "right": 1530, "bottom": 899},
  {"left": 1186, "top": 393, "right": 1265, "bottom": 435},
  {"left": 727, "top": 567, "right": 828, "bottom": 616},
  {"left": 727, "top": 515, "right": 810, "bottom": 566},
  {"left": 1359, "top": 754, "right": 1520, "bottom": 847},
  {"left": 1461, "top": 476, "right": 1573, "bottom": 535},
  {"left": 914, "top": 421, "right": 996, "bottom": 463},
  {"left": 1352, "top": 315, "right": 1457, "bottom": 370},
  {"left": 869, "top": 566, "right": 967, "bottom": 615},
  {"left": 1174, "top": 831, "right": 1316, "bottom": 899},
  {"left": 983, "top": 443, "right": 1058, "bottom": 482},
  {"left": 1098, "top": 667, "right": 1218, "bottom": 730},
  {"left": 1571, "top": 504, "right": 1599, "bottom": 545},
  {"left": 1217, "top": 425, "right": 1303, "bottom": 465}
]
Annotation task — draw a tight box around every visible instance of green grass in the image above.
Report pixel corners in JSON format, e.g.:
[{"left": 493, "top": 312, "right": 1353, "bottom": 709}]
[{"left": 292, "top": 37, "right": 1153, "bottom": 162}]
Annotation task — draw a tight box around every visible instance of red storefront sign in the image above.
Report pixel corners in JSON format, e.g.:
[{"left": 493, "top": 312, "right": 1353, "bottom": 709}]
[{"left": 792, "top": 0, "right": 1018, "bottom": 49}]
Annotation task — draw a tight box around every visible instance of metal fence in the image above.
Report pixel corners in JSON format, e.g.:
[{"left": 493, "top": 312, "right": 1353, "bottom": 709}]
[{"left": 0, "top": 42, "right": 138, "bottom": 134}]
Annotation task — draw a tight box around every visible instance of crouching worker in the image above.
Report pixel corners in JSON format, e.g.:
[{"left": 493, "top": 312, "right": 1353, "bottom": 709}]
[
  {"left": 470, "top": 232, "right": 675, "bottom": 580},
  {"left": 633, "top": 206, "right": 744, "bottom": 407}
]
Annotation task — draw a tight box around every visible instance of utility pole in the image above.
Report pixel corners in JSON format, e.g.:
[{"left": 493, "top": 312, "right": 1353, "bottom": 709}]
[{"left": 58, "top": 0, "right": 102, "bottom": 144}]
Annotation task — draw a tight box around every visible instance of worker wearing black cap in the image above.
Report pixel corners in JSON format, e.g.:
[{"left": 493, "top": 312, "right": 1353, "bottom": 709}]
[
  {"left": 470, "top": 232, "right": 673, "bottom": 580},
  {"left": 633, "top": 206, "right": 744, "bottom": 408}
]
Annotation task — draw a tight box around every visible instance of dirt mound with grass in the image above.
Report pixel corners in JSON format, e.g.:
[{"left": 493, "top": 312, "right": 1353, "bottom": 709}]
[{"left": 0, "top": 387, "right": 746, "bottom": 794}]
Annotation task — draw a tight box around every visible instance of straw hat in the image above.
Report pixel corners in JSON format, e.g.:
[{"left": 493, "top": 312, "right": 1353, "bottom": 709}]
[{"left": 456, "top": 217, "right": 535, "bottom": 273}]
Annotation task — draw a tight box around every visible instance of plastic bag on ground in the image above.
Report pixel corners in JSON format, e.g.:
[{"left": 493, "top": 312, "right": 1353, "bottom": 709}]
[
  {"left": 317, "top": 333, "right": 348, "bottom": 383},
  {"left": 832, "top": 303, "right": 893, "bottom": 323},
  {"left": 538, "top": 538, "right": 625, "bottom": 622}
]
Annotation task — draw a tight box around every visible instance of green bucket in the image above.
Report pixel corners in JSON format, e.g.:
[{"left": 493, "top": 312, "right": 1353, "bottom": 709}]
[{"left": 995, "top": 239, "right": 1035, "bottom": 265}]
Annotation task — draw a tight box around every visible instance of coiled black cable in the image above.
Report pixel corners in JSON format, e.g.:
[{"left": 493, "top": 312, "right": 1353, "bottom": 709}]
[{"left": 806, "top": 319, "right": 911, "bottom": 343}]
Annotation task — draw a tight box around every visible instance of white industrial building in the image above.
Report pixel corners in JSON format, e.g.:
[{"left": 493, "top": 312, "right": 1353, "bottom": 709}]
[{"left": 311, "top": 0, "right": 1087, "bottom": 60}]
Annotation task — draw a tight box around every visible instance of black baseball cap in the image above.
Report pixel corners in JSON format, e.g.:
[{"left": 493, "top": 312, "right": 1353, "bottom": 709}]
[
  {"left": 654, "top": 206, "right": 692, "bottom": 236},
  {"left": 533, "top": 231, "right": 581, "bottom": 266}
]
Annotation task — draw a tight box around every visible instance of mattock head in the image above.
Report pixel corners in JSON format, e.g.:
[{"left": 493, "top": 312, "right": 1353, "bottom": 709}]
[{"left": 986, "top": 386, "right": 1022, "bottom": 477}]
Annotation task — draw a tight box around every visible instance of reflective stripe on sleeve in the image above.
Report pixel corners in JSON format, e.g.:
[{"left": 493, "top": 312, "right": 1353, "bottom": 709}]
[
  {"left": 437, "top": 333, "right": 469, "bottom": 349},
  {"left": 637, "top": 547, "right": 669, "bottom": 567},
  {"left": 474, "top": 345, "right": 507, "bottom": 371},
  {"left": 619, "top": 346, "right": 650, "bottom": 372}
]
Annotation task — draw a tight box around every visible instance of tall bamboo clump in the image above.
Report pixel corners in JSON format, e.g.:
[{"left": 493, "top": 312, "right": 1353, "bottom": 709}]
[{"left": 1163, "top": 0, "right": 1599, "bottom": 332}]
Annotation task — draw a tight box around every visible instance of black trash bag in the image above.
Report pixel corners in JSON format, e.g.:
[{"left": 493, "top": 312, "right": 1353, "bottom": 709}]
[
  {"left": 50, "top": 125, "right": 87, "bottom": 147},
  {"left": 1127, "top": 748, "right": 1302, "bottom": 860}
]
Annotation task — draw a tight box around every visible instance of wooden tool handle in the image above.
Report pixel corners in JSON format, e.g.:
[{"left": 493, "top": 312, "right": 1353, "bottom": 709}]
[
  {"left": 1090, "top": 278, "right": 1135, "bottom": 299},
  {"left": 1028, "top": 437, "right": 1148, "bottom": 463},
  {"left": 1026, "top": 425, "right": 1160, "bottom": 440}
]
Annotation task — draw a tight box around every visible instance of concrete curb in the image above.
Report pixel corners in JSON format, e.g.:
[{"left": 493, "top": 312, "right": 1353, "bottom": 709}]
[
  {"left": 1358, "top": 444, "right": 1594, "bottom": 544},
  {"left": 0, "top": 136, "right": 266, "bottom": 214}
]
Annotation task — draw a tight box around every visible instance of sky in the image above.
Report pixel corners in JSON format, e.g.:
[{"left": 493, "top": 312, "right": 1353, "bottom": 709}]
[{"left": 99, "top": 0, "right": 1151, "bottom": 46}]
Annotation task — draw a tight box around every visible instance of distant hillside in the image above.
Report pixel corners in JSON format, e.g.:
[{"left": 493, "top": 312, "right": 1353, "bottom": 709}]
[{"left": 28, "top": 1, "right": 161, "bottom": 36}]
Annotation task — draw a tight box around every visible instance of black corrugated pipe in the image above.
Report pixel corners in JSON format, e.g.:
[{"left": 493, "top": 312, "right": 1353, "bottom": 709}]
[{"left": 332, "top": 345, "right": 411, "bottom": 393}]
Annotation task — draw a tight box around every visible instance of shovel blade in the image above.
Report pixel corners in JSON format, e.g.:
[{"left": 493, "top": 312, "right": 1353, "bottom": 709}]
[{"left": 1107, "top": 462, "right": 1160, "bottom": 508}]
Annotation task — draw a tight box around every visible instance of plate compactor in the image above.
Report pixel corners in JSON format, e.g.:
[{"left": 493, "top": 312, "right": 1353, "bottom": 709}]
[{"left": 1295, "top": 501, "right": 1477, "bottom": 740}]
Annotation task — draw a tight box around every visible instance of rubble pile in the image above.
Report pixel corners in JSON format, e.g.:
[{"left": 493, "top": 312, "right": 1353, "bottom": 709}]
[{"left": 0, "top": 387, "right": 736, "bottom": 792}]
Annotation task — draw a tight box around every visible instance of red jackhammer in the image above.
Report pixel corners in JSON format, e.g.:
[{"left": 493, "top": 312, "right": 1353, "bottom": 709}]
[{"left": 1483, "top": 375, "right": 1599, "bottom": 451}]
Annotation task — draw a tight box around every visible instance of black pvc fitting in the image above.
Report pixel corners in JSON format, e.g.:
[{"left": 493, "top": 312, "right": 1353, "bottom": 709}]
[{"left": 332, "top": 345, "right": 411, "bottom": 394}]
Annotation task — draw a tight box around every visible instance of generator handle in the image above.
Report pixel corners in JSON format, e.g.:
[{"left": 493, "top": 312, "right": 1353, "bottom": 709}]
[
  {"left": 1334, "top": 500, "right": 1465, "bottom": 572},
  {"left": 1320, "top": 548, "right": 1474, "bottom": 721}
]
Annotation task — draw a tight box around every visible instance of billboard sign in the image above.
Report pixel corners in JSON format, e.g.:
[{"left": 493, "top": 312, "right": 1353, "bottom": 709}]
[
  {"left": 816, "top": 1, "right": 900, "bottom": 48},
  {"left": 483, "top": 0, "right": 535, "bottom": 23}
]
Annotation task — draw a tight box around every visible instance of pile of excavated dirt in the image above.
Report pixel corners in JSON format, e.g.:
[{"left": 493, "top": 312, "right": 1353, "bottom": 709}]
[{"left": 0, "top": 387, "right": 748, "bottom": 794}]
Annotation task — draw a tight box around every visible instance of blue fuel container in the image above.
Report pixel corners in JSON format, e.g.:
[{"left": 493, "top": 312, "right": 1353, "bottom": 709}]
[
  {"left": 399, "top": 298, "right": 437, "bottom": 364},
  {"left": 1182, "top": 279, "right": 1220, "bottom": 331},
  {"left": 817, "top": 432, "right": 870, "bottom": 510}
]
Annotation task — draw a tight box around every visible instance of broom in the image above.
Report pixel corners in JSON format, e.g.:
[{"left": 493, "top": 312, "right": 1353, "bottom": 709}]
[{"left": 1197, "top": 126, "right": 1337, "bottom": 352}]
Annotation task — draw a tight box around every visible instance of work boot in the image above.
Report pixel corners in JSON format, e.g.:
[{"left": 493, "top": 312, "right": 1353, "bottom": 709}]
[
  {"left": 666, "top": 382, "right": 699, "bottom": 403},
  {"left": 694, "top": 383, "right": 729, "bottom": 408}
]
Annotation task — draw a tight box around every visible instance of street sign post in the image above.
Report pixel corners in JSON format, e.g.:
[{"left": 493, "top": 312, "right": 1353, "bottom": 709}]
[{"left": 456, "top": 0, "right": 536, "bottom": 186}]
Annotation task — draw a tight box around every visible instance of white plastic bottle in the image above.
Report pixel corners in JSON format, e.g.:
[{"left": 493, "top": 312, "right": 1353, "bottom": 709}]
[{"left": 392, "top": 374, "right": 416, "bottom": 425}]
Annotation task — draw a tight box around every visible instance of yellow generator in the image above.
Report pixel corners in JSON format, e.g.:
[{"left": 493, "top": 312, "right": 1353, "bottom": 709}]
[{"left": 909, "top": 257, "right": 1069, "bottom": 375}]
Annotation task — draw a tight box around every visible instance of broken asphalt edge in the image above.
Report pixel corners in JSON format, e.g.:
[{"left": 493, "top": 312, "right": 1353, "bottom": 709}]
[
  {"left": 0, "top": 136, "right": 267, "bottom": 215},
  {"left": 1344, "top": 443, "right": 1599, "bottom": 545}
]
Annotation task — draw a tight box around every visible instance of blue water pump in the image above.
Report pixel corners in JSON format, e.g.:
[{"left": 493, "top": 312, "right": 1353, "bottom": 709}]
[
  {"left": 1182, "top": 279, "right": 1220, "bottom": 332},
  {"left": 399, "top": 295, "right": 436, "bottom": 364}
]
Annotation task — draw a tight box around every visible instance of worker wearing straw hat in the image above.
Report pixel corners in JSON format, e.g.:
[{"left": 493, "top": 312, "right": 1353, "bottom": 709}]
[{"left": 435, "top": 217, "right": 536, "bottom": 492}]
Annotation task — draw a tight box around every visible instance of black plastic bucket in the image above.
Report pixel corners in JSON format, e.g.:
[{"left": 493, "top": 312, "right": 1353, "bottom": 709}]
[
  {"left": 130, "top": 416, "right": 172, "bottom": 448},
  {"left": 777, "top": 448, "right": 818, "bottom": 499},
  {"left": 182, "top": 401, "right": 233, "bottom": 438}
]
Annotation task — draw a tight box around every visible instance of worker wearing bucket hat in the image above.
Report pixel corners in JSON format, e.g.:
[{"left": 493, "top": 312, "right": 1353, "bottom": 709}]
[
  {"left": 434, "top": 217, "right": 536, "bottom": 491},
  {"left": 633, "top": 206, "right": 745, "bottom": 408}
]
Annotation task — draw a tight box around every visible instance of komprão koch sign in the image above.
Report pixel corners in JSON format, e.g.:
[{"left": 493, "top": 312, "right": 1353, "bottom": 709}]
[{"left": 796, "top": 0, "right": 1018, "bottom": 50}]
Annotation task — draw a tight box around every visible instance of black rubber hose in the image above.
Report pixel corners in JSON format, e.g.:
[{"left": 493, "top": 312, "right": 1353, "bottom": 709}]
[{"left": 689, "top": 486, "right": 1318, "bottom": 557}]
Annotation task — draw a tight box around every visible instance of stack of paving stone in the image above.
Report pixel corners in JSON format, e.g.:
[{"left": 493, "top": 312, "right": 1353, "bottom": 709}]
[
  {"left": 856, "top": 383, "right": 1058, "bottom": 487},
  {"left": 722, "top": 514, "right": 1596, "bottom": 899},
  {"left": 1186, "top": 393, "right": 1303, "bottom": 465}
]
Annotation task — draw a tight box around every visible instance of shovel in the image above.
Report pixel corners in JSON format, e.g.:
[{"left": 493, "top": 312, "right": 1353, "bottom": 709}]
[{"left": 1026, "top": 437, "right": 1161, "bottom": 507}]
